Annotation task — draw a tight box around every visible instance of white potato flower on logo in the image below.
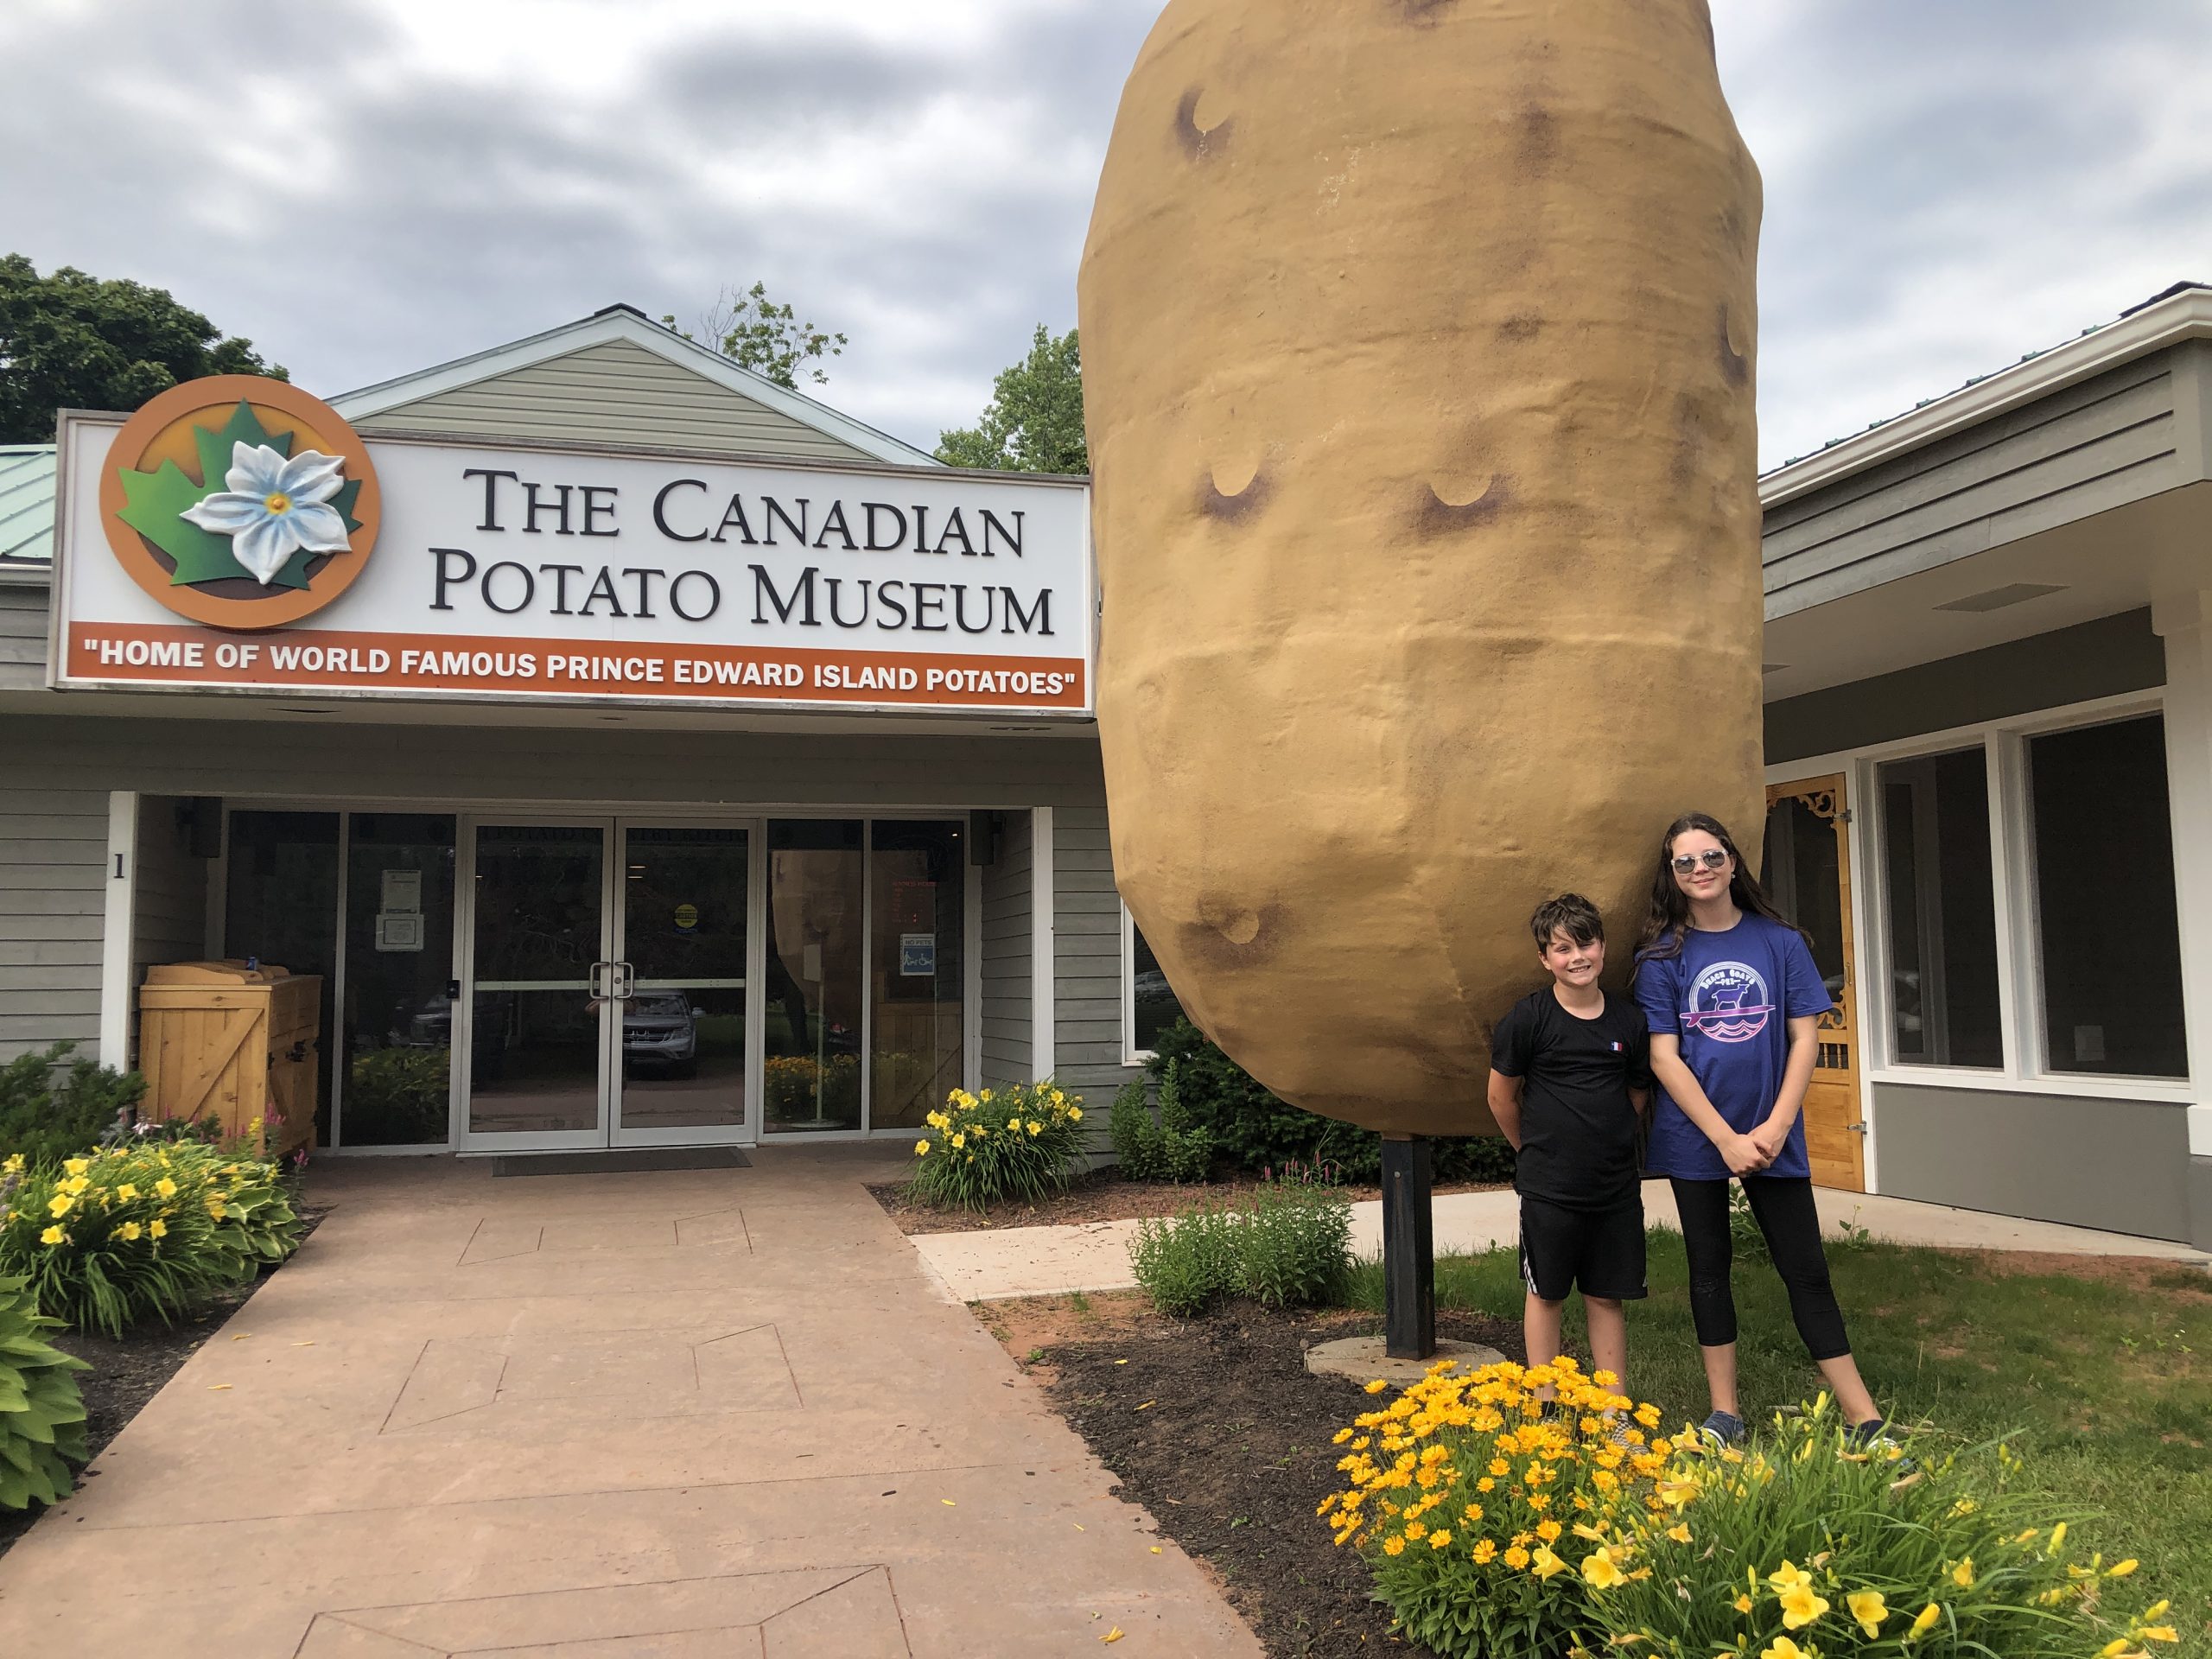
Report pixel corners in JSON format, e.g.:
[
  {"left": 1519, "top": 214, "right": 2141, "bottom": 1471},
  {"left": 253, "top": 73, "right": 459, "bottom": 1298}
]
[{"left": 180, "top": 442, "right": 351, "bottom": 585}]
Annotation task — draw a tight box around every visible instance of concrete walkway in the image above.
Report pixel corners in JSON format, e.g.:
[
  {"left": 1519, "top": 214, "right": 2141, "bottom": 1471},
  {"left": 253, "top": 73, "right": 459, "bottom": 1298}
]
[
  {"left": 914, "top": 1179, "right": 2212, "bottom": 1303},
  {"left": 0, "top": 1147, "right": 1259, "bottom": 1657}
]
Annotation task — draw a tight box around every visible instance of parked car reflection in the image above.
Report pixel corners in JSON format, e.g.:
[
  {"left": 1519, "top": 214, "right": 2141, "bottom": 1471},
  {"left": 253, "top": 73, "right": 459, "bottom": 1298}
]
[{"left": 623, "top": 990, "right": 700, "bottom": 1075}]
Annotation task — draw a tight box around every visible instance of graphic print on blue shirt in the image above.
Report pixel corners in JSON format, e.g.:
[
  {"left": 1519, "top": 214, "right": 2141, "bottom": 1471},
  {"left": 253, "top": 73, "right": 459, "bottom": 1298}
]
[{"left": 1633, "top": 913, "right": 1834, "bottom": 1181}]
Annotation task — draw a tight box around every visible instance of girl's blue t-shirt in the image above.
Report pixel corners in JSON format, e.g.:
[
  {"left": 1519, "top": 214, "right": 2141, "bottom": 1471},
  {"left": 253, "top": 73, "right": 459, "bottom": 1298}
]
[{"left": 1633, "top": 913, "right": 1833, "bottom": 1181}]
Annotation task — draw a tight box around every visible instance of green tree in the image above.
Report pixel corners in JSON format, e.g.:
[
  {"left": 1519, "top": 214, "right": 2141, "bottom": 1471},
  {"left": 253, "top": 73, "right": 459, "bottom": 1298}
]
[
  {"left": 667, "top": 281, "right": 846, "bottom": 390},
  {"left": 937, "top": 324, "right": 1085, "bottom": 474},
  {"left": 0, "top": 255, "right": 285, "bottom": 443}
]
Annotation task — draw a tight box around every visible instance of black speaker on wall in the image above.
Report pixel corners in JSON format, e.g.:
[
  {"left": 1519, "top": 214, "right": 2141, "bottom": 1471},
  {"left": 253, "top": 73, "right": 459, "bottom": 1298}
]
[
  {"left": 181, "top": 797, "right": 224, "bottom": 859},
  {"left": 967, "top": 810, "right": 1003, "bottom": 868}
]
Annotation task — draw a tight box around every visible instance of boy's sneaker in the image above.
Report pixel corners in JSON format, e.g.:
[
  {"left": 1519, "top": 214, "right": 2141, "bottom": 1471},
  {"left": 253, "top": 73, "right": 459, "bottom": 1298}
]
[{"left": 1697, "top": 1409, "right": 1746, "bottom": 1448}]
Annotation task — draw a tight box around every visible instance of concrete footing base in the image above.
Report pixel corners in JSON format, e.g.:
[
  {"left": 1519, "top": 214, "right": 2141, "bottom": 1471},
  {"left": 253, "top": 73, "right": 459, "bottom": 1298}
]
[{"left": 1304, "top": 1334, "right": 1507, "bottom": 1389}]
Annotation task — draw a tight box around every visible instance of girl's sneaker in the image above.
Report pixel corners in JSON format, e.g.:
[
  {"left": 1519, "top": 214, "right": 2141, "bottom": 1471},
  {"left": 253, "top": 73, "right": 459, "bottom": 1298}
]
[
  {"left": 1847, "top": 1417, "right": 1909, "bottom": 1464},
  {"left": 1698, "top": 1409, "right": 1746, "bottom": 1447}
]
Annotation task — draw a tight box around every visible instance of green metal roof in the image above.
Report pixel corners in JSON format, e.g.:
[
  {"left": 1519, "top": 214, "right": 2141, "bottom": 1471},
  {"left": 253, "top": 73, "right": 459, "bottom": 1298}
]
[{"left": 0, "top": 446, "right": 55, "bottom": 566}]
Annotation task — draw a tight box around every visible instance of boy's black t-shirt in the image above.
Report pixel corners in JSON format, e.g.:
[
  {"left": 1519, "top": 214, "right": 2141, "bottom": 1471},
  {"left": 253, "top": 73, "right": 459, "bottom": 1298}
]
[{"left": 1491, "top": 988, "right": 1653, "bottom": 1211}]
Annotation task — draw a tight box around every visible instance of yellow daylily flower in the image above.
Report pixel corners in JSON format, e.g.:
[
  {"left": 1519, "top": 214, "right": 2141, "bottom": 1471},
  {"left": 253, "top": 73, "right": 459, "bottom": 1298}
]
[
  {"left": 118, "top": 1221, "right": 143, "bottom": 1242},
  {"left": 1768, "top": 1560, "right": 1813, "bottom": 1593},
  {"left": 63, "top": 1157, "right": 90, "bottom": 1177},
  {"left": 155, "top": 1178, "right": 179, "bottom": 1199},
  {"left": 47, "top": 1193, "right": 73, "bottom": 1217},
  {"left": 913, "top": 1140, "right": 931, "bottom": 1157},
  {"left": 1951, "top": 1559, "right": 1975, "bottom": 1589},
  {"left": 149, "top": 1218, "right": 168, "bottom": 1238},
  {"left": 1906, "top": 1602, "right": 1942, "bottom": 1642},
  {"left": 1779, "top": 1583, "right": 1829, "bottom": 1630},
  {"left": 117, "top": 1184, "right": 139, "bottom": 1201},
  {"left": 1847, "top": 1589, "right": 1889, "bottom": 1636},
  {"left": 1761, "top": 1640, "right": 1809, "bottom": 1659},
  {"left": 1581, "top": 1548, "right": 1624, "bottom": 1589},
  {"left": 39, "top": 1224, "right": 65, "bottom": 1246},
  {"left": 1531, "top": 1546, "right": 1567, "bottom": 1580}
]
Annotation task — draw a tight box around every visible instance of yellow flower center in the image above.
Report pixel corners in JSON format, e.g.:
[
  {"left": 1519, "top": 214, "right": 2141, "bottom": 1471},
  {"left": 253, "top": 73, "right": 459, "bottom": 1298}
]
[{"left": 264, "top": 492, "right": 293, "bottom": 515}]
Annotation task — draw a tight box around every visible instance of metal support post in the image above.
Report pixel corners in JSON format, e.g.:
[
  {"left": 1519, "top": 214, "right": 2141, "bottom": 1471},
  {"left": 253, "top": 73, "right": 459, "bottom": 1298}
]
[{"left": 1382, "top": 1133, "right": 1435, "bottom": 1360}]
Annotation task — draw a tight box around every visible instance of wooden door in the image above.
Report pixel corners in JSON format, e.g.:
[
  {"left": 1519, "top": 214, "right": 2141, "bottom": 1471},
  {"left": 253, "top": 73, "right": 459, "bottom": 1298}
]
[{"left": 1760, "top": 776, "right": 1866, "bottom": 1191}]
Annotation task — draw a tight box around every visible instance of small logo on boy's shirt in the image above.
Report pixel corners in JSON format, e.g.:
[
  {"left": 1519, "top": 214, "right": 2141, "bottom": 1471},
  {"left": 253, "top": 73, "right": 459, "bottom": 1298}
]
[{"left": 1608, "top": 1041, "right": 1624, "bottom": 1052}]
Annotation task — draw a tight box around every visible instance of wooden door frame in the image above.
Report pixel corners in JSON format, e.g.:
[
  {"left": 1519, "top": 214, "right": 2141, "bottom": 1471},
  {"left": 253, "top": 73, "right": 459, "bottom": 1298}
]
[{"left": 1764, "top": 771, "right": 1869, "bottom": 1192}]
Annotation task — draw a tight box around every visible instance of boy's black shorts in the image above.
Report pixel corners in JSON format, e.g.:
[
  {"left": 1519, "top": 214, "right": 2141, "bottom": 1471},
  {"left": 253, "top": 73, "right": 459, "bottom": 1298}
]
[{"left": 1517, "top": 1194, "right": 1647, "bottom": 1303}]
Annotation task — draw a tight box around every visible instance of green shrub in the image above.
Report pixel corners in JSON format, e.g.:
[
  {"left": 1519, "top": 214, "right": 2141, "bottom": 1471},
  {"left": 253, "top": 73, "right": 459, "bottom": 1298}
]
[
  {"left": 0, "top": 1268, "right": 87, "bottom": 1511},
  {"left": 1111, "top": 1063, "right": 1215, "bottom": 1184},
  {"left": 1591, "top": 1395, "right": 2173, "bottom": 1658},
  {"left": 0, "top": 1044, "right": 144, "bottom": 1170},
  {"left": 1109, "top": 1078, "right": 1164, "bottom": 1181},
  {"left": 0, "top": 1141, "right": 301, "bottom": 1337},
  {"left": 906, "top": 1081, "right": 1086, "bottom": 1212},
  {"left": 1146, "top": 1019, "right": 1513, "bottom": 1184},
  {"left": 1130, "top": 1200, "right": 1239, "bottom": 1316},
  {"left": 1129, "top": 1179, "right": 1354, "bottom": 1315}
]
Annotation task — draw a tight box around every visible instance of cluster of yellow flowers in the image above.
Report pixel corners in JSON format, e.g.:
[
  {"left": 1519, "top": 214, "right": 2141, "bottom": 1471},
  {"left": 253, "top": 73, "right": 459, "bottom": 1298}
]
[
  {"left": 912, "top": 1084, "right": 1082, "bottom": 1160},
  {"left": 2, "top": 1142, "right": 264, "bottom": 1251},
  {"left": 1318, "top": 1355, "right": 1669, "bottom": 1586}
]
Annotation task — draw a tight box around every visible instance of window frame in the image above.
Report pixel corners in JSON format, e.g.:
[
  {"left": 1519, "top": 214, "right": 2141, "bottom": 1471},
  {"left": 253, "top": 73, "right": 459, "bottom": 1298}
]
[
  {"left": 1121, "top": 899, "right": 1180, "bottom": 1067},
  {"left": 1775, "top": 687, "right": 2191, "bottom": 1103}
]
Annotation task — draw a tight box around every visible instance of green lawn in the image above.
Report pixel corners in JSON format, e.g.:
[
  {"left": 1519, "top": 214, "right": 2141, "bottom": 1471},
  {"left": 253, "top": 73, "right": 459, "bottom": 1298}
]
[{"left": 1344, "top": 1230, "right": 2212, "bottom": 1654}]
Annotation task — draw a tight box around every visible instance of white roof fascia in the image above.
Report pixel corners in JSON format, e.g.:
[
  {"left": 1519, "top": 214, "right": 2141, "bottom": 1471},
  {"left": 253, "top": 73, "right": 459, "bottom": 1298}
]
[
  {"left": 1760, "top": 286, "right": 2212, "bottom": 508},
  {"left": 331, "top": 308, "right": 940, "bottom": 468}
]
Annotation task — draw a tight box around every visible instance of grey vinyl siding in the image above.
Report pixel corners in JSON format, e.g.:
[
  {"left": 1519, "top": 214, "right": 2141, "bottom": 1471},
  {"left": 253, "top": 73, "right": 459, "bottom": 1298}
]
[
  {"left": 1871, "top": 1081, "right": 2192, "bottom": 1242},
  {"left": 129, "top": 797, "right": 208, "bottom": 1065},
  {"left": 1052, "top": 804, "right": 1128, "bottom": 1102},
  {"left": 0, "top": 582, "right": 48, "bottom": 690},
  {"left": 356, "top": 339, "right": 880, "bottom": 463},
  {"left": 0, "top": 779, "right": 105, "bottom": 1058},
  {"left": 1762, "top": 353, "right": 2185, "bottom": 618},
  {"left": 980, "top": 810, "right": 1033, "bottom": 1086},
  {"left": 1764, "top": 608, "right": 2165, "bottom": 763},
  {"left": 2192, "top": 1157, "right": 2212, "bottom": 1252}
]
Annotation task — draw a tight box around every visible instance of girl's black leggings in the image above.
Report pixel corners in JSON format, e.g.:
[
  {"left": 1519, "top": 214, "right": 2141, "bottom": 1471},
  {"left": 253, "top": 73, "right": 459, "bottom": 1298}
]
[{"left": 1669, "top": 1176, "right": 1852, "bottom": 1363}]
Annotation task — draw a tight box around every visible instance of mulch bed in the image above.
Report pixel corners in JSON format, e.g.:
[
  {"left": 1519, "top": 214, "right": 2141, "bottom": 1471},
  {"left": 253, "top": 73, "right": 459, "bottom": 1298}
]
[
  {"left": 869, "top": 1168, "right": 1507, "bottom": 1236},
  {"left": 0, "top": 1204, "right": 327, "bottom": 1562},
  {"left": 1031, "top": 1302, "right": 1525, "bottom": 1657}
]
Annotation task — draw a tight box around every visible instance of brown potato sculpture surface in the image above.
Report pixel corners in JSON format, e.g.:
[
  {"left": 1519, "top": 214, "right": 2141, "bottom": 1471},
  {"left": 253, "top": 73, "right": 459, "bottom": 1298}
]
[{"left": 1079, "top": 0, "right": 1764, "bottom": 1136}]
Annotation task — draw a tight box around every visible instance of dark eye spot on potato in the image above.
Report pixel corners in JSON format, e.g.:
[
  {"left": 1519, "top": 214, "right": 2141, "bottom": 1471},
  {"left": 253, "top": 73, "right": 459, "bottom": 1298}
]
[
  {"left": 1395, "top": 0, "right": 1459, "bottom": 24},
  {"left": 1174, "top": 87, "right": 1231, "bottom": 159},
  {"left": 1179, "top": 901, "right": 1290, "bottom": 970},
  {"left": 1497, "top": 313, "right": 1542, "bottom": 343},
  {"left": 1516, "top": 102, "right": 1557, "bottom": 169},
  {"left": 1716, "top": 303, "right": 1749, "bottom": 385},
  {"left": 1199, "top": 466, "right": 1271, "bottom": 522},
  {"left": 1411, "top": 475, "right": 1510, "bottom": 537}
]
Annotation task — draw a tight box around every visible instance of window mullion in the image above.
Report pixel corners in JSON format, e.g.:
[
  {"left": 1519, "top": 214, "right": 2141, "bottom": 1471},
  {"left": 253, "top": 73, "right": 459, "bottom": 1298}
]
[{"left": 1986, "top": 734, "right": 2032, "bottom": 1081}]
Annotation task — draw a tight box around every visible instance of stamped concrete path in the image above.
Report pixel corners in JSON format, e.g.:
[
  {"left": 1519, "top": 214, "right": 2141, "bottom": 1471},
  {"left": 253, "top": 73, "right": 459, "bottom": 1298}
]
[{"left": 0, "top": 1146, "right": 1260, "bottom": 1657}]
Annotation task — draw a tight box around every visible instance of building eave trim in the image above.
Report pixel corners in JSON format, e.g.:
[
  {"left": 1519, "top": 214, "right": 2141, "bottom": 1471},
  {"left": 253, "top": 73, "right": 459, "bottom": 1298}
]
[{"left": 1759, "top": 289, "right": 2212, "bottom": 508}]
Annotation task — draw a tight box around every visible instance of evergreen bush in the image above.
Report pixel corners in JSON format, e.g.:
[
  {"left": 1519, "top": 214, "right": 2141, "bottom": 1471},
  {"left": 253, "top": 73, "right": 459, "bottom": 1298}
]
[{"left": 0, "top": 1044, "right": 143, "bottom": 1170}]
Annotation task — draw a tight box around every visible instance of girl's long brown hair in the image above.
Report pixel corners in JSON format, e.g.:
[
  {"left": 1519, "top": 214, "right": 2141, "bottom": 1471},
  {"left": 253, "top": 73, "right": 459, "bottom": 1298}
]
[{"left": 1632, "top": 810, "right": 1808, "bottom": 967}]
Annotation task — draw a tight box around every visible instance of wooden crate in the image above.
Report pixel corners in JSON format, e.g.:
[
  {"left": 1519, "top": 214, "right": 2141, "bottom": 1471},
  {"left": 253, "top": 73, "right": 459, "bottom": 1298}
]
[{"left": 137, "top": 961, "right": 321, "bottom": 1157}]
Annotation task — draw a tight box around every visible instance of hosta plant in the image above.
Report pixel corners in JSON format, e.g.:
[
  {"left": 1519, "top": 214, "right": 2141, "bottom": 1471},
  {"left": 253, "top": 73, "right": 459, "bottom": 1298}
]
[
  {"left": 0, "top": 1269, "right": 87, "bottom": 1510},
  {"left": 906, "top": 1082, "right": 1086, "bottom": 1212},
  {"left": 1590, "top": 1393, "right": 2174, "bottom": 1659},
  {"left": 1318, "top": 1356, "right": 1669, "bottom": 1659}
]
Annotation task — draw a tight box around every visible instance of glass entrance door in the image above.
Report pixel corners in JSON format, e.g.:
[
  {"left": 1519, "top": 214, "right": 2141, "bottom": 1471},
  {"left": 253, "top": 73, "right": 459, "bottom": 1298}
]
[
  {"left": 462, "top": 818, "right": 759, "bottom": 1150},
  {"left": 466, "top": 823, "right": 611, "bottom": 1147},
  {"left": 612, "top": 825, "right": 755, "bottom": 1144}
]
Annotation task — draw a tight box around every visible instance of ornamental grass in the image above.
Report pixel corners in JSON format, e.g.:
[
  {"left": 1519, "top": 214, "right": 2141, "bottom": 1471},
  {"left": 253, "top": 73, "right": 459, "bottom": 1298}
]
[
  {"left": 0, "top": 1137, "right": 302, "bottom": 1338},
  {"left": 1317, "top": 1355, "right": 1671, "bottom": 1659},
  {"left": 906, "top": 1081, "right": 1086, "bottom": 1211},
  {"left": 1595, "top": 1392, "right": 2175, "bottom": 1659}
]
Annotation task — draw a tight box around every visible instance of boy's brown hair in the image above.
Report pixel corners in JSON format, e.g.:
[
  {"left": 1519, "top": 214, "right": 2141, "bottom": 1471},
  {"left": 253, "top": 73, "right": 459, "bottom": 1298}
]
[{"left": 1529, "top": 892, "right": 1604, "bottom": 949}]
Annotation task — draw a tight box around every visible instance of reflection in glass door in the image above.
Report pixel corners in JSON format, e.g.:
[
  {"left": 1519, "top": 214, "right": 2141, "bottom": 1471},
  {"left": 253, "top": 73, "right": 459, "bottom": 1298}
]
[
  {"left": 614, "top": 826, "right": 753, "bottom": 1141},
  {"left": 467, "top": 824, "right": 607, "bottom": 1141}
]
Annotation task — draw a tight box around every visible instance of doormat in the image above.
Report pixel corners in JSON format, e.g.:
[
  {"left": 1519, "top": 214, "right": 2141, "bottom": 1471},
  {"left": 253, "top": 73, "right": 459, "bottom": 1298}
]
[{"left": 491, "top": 1147, "right": 753, "bottom": 1177}]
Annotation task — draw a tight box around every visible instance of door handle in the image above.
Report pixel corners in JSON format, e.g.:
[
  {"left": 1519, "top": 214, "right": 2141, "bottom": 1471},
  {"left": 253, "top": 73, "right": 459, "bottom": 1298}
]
[
  {"left": 613, "top": 961, "right": 635, "bottom": 999},
  {"left": 588, "top": 961, "right": 609, "bottom": 1001}
]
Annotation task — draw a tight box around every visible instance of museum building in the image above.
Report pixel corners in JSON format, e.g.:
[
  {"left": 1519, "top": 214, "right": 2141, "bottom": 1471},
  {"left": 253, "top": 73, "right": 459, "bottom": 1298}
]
[{"left": 2, "top": 289, "right": 2210, "bottom": 1249}]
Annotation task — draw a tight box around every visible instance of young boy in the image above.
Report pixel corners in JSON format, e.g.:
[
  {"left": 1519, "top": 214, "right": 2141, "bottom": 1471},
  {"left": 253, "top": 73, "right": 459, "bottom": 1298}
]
[{"left": 1487, "top": 893, "right": 1653, "bottom": 1392}]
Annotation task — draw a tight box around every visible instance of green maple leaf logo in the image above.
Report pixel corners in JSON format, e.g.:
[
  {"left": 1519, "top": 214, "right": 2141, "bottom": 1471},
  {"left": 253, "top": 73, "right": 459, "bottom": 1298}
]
[{"left": 115, "top": 400, "right": 363, "bottom": 590}]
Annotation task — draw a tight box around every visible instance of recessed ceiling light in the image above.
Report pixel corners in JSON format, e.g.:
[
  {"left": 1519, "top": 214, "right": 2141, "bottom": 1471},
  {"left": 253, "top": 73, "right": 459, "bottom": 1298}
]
[{"left": 1935, "top": 582, "right": 2068, "bottom": 613}]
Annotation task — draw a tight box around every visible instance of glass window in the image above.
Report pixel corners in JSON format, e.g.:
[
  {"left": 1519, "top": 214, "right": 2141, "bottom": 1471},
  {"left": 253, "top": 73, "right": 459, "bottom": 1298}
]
[
  {"left": 224, "top": 810, "right": 340, "bottom": 1143},
  {"left": 1878, "top": 748, "right": 2002, "bottom": 1068},
  {"left": 1128, "top": 917, "right": 1187, "bottom": 1056},
  {"left": 764, "top": 820, "right": 864, "bottom": 1132},
  {"left": 620, "top": 826, "right": 751, "bottom": 1132},
  {"left": 341, "top": 814, "right": 456, "bottom": 1147},
  {"left": 2027, "top": 715, "right": 2186, "bottom": 1077},
  {"left": 1759, "top": 794, "right": 1846, "bottom": 1011},
  {"left": 869, "top": 821, "right": 965, "bottom": 1129}
]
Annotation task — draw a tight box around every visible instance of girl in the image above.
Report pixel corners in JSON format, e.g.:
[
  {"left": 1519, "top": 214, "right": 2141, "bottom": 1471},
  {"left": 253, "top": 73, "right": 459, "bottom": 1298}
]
[{"left": 1632, "top": 811, "right": 1891, "bottom": 1448}]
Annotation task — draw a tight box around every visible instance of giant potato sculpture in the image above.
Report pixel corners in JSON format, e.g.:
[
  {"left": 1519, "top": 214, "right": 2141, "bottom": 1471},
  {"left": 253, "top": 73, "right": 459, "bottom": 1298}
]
[{"left": 1080, "top": 0, "right": 1764, "bottom": 1136}]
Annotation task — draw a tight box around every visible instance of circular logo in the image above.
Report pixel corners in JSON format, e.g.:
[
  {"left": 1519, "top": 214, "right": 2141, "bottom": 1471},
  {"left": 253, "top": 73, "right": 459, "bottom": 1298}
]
[
  {"left": 97, "top": 375, "right": 381, "bottom": 632},
  {"left": 673, "top": 903, "right": 700, "bottom": 932},
  {"left": 1683, "top": 961, "right": 1774, "bottom": 1044}
]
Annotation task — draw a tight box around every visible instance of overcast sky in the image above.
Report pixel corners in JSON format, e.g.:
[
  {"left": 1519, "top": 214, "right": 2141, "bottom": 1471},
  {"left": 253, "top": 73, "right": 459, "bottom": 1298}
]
[{"left": 5, "top": 0, "right": 2209, "bottom": 469}]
